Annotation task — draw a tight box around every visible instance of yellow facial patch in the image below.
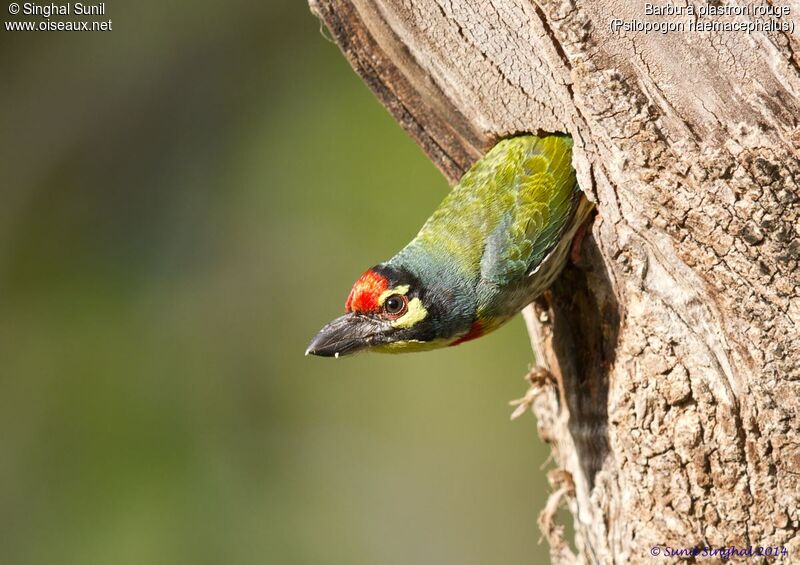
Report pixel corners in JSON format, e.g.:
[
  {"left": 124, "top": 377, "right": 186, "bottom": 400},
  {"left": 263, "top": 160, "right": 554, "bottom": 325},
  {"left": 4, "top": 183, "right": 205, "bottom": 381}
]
[
  {"left": 391, "top": 297, "right": 428, "bottom": 329},
  {"left": 377, "top": 284, "right": 410, "bottom": 306},
  {"left": 373, "top": 337, "right": 448, "bottom": 353}
]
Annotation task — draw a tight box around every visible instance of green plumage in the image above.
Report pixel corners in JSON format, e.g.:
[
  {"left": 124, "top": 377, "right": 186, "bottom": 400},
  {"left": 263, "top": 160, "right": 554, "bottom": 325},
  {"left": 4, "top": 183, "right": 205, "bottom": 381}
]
[
  {"left": 391, "top": 134, "right": 591, "bottom": 335},
  {"left": 403, "top": 135, "right": 576, "bottom": 278},
  {"left": 307, "top": 134, "right": 593, "bottom": 357}
]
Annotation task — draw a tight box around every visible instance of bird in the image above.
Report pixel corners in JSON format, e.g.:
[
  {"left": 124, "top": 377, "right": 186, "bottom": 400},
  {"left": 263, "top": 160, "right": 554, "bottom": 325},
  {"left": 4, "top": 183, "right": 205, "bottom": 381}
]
[{"left": 306, "top": 134, "right": 594, "bottom": 357}]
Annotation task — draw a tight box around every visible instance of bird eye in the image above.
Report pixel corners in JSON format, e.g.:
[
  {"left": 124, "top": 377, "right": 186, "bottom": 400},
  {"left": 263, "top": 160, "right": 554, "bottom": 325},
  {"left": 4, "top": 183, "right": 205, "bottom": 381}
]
[{"left": 383, "top": 294, "right": 408, "bottom": 317}]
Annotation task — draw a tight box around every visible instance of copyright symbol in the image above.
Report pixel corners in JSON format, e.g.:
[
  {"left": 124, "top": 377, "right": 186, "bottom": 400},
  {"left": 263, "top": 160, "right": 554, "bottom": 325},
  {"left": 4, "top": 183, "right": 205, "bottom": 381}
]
[
  {"left": 8, "top": 3, "right": 19, "bottom": 14},
  {"left": 650, "top": 546, "right": 661, "bottom": 556}
]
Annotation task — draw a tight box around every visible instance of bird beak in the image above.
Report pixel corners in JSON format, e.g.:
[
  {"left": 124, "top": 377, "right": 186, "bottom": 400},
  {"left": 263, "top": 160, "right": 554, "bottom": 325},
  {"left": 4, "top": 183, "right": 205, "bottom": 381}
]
[{"left": 306, "top": 313, "right": 386, "bottom": 357}]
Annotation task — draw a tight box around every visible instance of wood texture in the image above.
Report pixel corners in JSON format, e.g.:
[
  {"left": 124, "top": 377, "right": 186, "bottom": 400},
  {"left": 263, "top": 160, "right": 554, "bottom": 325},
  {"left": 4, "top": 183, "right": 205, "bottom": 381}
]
[{"left": 309, "top": 1, "right": 800, "bottom": 562}]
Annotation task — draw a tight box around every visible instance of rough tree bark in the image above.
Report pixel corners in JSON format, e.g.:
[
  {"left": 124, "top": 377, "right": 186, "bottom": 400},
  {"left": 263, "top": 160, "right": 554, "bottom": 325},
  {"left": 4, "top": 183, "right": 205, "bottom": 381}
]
[{"left": 309, "top": 1, "right": 800, "bottom": 562}]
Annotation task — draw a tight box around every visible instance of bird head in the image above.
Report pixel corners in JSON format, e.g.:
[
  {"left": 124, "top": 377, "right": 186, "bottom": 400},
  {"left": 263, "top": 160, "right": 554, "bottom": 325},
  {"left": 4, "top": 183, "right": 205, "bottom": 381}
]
[{"left": 306, "top": 264, "right": 468, "bottom": 357}]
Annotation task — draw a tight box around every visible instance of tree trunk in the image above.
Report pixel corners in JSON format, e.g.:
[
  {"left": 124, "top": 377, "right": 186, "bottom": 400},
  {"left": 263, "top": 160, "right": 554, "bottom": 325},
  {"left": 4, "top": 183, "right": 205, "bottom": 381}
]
[{"left": 308, "top": 1, "right": 800, "bottom": 562}]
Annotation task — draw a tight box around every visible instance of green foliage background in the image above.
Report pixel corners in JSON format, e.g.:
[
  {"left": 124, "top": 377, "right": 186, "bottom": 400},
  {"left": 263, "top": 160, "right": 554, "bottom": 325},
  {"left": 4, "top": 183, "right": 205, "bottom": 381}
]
[{"left": 1, "top": 2, "right": 551, "bottom": 563}]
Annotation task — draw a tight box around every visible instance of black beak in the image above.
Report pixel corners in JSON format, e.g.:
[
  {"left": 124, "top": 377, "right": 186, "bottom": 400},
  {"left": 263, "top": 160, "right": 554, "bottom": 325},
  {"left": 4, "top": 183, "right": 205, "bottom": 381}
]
[{"left": 305, "top": 313, "right": 386, "bottom": 357}]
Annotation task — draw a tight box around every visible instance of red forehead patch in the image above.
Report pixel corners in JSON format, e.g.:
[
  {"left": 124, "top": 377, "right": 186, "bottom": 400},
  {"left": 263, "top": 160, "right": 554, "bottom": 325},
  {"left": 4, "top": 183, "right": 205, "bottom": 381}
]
[{"left": 345, "top": 269, "right": 389, "bottom": 313}]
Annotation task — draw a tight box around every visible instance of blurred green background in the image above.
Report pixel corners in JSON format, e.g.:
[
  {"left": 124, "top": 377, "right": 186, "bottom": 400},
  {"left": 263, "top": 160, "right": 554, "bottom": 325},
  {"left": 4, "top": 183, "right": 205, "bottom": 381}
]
[{"left": 0, "top": 2, "right": 552, "bottom": 564}]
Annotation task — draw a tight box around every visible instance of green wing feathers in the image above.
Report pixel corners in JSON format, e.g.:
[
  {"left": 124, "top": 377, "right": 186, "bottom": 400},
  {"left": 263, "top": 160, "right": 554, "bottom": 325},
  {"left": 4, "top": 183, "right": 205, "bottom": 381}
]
[
  {"left": 487, "top": 136, "right": 578, "bottom": 284},
  {"left": 401, "top": 135, "right": 582, "bottom": 286}
]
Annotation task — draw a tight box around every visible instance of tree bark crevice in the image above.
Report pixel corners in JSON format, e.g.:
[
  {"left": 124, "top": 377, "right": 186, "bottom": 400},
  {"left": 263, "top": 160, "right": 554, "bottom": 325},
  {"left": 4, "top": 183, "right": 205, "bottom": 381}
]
[{"left": 310, "top": 1, "right": 800, "bottom": 562}]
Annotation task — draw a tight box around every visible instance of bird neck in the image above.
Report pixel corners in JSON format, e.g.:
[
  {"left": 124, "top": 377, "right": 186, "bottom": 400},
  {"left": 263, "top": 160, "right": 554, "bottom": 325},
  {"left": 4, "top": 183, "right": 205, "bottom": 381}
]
[{"left": 387, "top": 245, "right": 478, "bottom": 341}]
